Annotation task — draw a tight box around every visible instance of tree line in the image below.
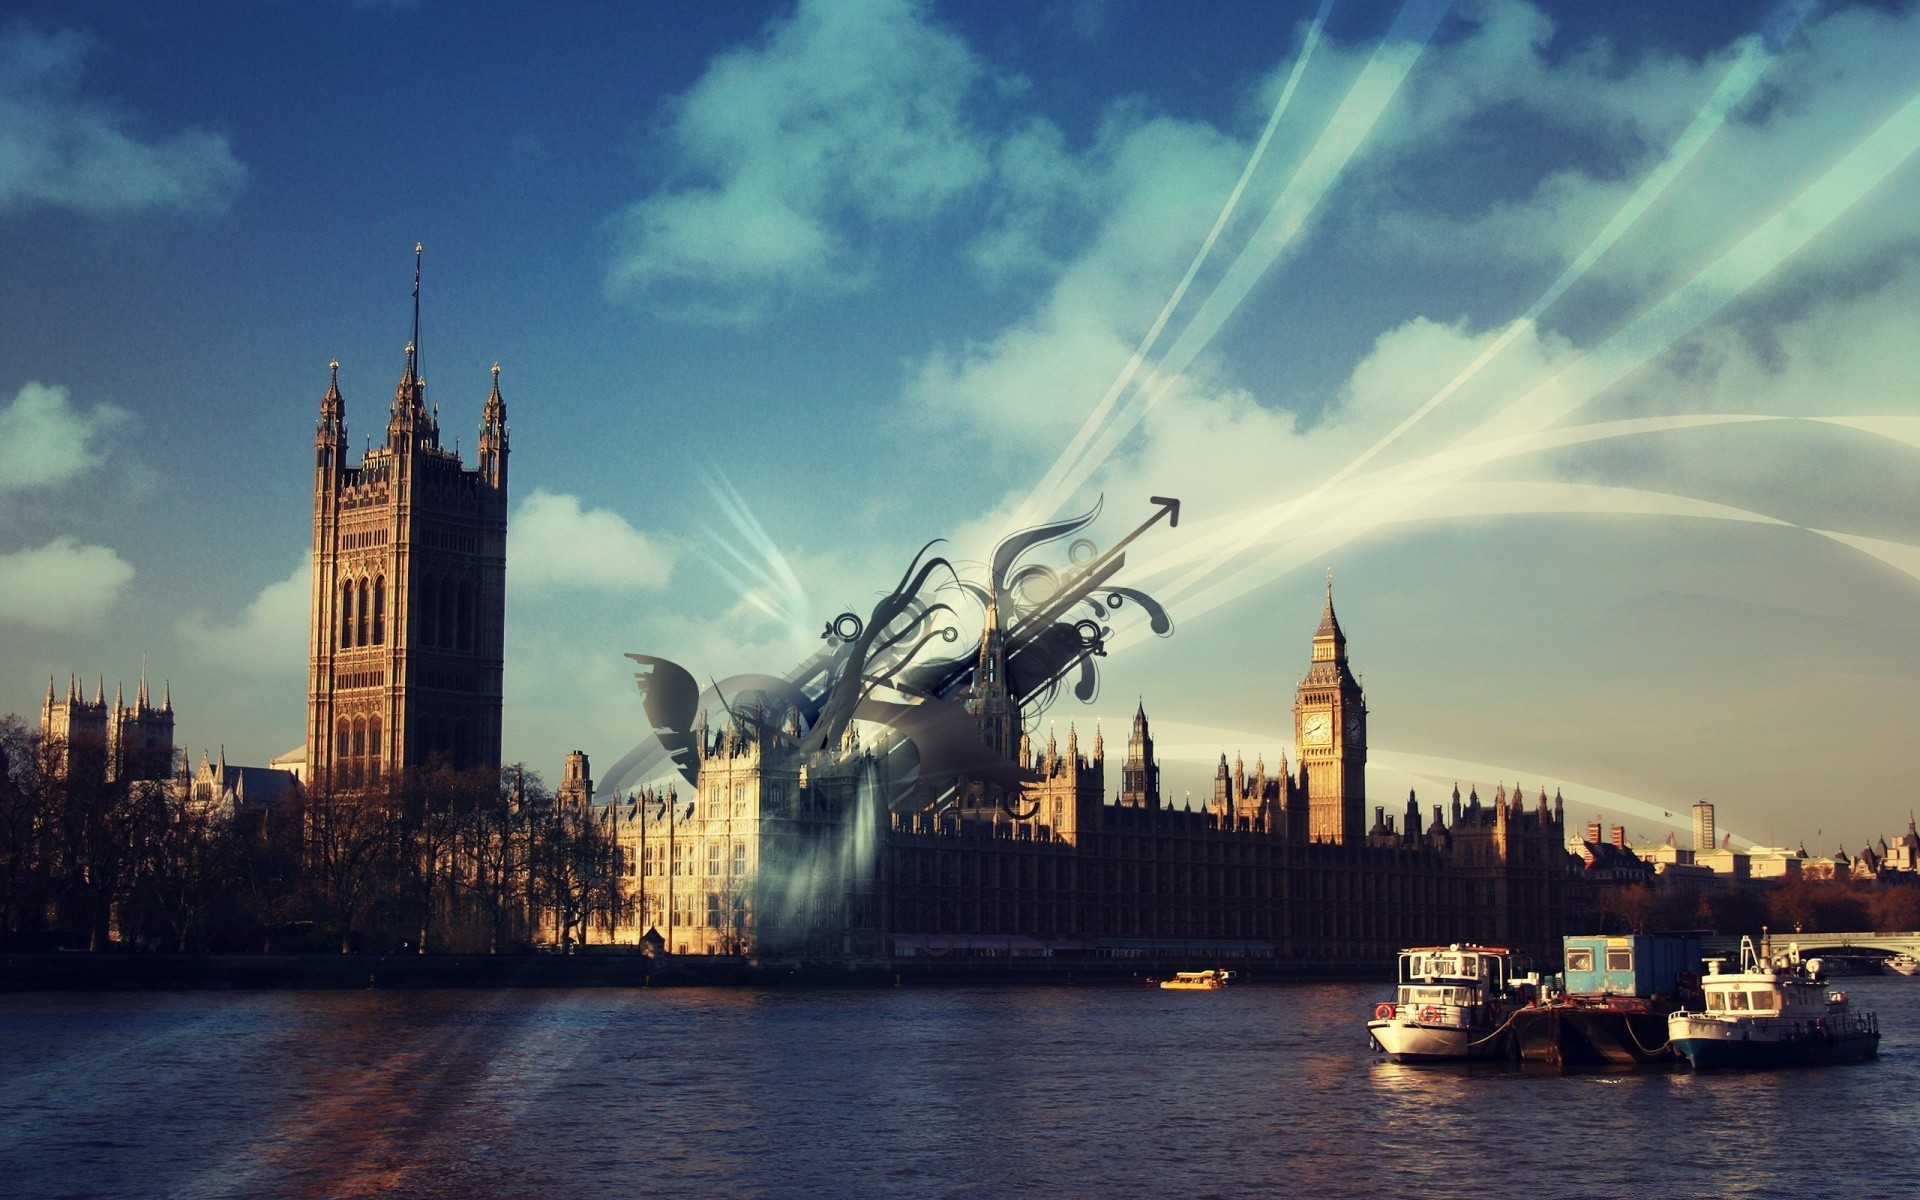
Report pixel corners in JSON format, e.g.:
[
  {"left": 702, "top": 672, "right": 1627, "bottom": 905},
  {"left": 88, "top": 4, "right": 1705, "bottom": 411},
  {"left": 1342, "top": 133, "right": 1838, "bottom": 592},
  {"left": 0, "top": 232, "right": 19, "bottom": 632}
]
[
  {"left": 0, "top": 715, "right": 630, "bottom": 954},
  {"left": 1581, "top": 873, "right": 1920, "bottom": 938}
]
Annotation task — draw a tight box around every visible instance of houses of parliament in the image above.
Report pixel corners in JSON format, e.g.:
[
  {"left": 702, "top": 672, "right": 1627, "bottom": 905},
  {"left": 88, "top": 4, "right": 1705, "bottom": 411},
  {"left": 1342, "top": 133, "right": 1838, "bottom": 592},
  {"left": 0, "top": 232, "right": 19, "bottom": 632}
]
[{"left": 605, "top": 583, "right": 1568, "bottom": 965}]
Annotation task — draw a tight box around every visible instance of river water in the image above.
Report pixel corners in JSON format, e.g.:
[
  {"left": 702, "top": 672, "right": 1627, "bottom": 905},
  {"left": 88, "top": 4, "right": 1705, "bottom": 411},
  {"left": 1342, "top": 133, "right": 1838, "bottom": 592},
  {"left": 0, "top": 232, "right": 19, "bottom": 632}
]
[{"left": 2, "top": 975, "right": 1917, "bottom": 1199}]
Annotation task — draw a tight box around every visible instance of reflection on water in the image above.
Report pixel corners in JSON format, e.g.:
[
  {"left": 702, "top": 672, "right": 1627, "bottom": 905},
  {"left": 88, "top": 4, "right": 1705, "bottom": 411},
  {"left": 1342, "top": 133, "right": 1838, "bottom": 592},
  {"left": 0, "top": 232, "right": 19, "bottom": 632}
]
[{"left": 3, "top": 977, "right": 1918, "bottom": 1198}]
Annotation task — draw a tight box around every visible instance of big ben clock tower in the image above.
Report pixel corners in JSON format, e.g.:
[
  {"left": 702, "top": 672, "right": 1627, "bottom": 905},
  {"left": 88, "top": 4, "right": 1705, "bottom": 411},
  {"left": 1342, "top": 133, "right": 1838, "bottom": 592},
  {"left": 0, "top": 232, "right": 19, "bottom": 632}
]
[{"left": 1294, "top": 576, "right": 1366, "bottom": 843}]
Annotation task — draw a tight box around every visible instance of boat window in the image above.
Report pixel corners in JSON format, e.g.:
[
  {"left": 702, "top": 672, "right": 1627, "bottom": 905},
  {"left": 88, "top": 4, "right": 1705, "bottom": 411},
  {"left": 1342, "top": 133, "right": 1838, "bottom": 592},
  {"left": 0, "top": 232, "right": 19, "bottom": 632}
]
[
  {"left": 1749, "top": 990, "right": 1777, "bottom": 1012},
  {"left": 1566, "top": 948, "right": 1593, "bottom": 972},
  {"left": 1706, "top": 992, "right": 1725, "bottom": 1012},
  {"left": 1728, "top": 991, "right": 1750, "bottom": 1011},
  {"left": 1459, "top": 957, "right": 1478, "bottom": 978},
  {"left": 1606, "top": 948, "right": 1633, "bottom": 971}
]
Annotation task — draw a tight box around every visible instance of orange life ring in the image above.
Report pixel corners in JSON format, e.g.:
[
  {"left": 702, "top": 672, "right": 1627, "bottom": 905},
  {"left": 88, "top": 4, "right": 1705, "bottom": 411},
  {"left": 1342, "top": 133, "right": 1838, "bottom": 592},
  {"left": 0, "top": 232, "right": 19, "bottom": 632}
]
[
  {"left": 1419, "top": 1005, "right": 1441, "bottom": 1023},
  {"left": 1374, "top": 1002, "right": 1396, "bottom": 1021}
]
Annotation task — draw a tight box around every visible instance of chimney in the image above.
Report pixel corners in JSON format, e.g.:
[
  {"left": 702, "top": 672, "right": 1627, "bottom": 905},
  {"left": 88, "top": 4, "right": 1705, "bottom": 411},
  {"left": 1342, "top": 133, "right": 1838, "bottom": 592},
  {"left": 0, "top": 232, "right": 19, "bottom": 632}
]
[
  {"left": 1587, "top": 820, "right": 1603, "bottom": 844},
  {"left": 1611, "top": 825, "right": 1626, "bottom": 849}
]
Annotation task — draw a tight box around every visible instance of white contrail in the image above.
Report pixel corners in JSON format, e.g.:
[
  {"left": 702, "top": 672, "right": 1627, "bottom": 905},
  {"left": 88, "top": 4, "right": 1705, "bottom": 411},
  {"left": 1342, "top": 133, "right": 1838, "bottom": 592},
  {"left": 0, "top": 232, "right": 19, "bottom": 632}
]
[
  {"left": 1004, "top": 0, "right": 1337, "bottom": 540},
  {"left": 1153, "top": 77, "right": 1920, "bottom": 628},
  {"left": 1126, "top": 414, "right": 1786, "bottom": 580},
  {"left": 1155, "top": 15, "right": 1807, "bottom": 598},
  {"left": 1016, "top": 0, "right": 1455, "bottom": 528}
]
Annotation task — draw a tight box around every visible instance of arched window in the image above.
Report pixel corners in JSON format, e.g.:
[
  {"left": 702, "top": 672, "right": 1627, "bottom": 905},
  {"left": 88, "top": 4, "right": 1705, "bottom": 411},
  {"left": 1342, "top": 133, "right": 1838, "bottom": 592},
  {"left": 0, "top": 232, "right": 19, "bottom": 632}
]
[
  {"left": 439, "top": 581, "right": 456, "bottom": 653},
  {"left": 336, "top": 718, "right": 351, "bottom": 762},
  {"left": 339, "top": 582, "right": 354, "bottom": 649},
  {"left": 456, "top": 581, "right": 473, "bottom": 651},
  {"left": 372, "top": 576, "right": 386, "bottom": 645},
  {"left": 356, "top": 578, "right": 370, "bottom": 646},
  {"left": 368, "top": 714, "right": 383, "bottom": 782},
  {"left": 351, "top": 718, "right": 365, "bottom": 759},
  {"left": 421, "top": 576, "right": 439, "bottom": 647}
]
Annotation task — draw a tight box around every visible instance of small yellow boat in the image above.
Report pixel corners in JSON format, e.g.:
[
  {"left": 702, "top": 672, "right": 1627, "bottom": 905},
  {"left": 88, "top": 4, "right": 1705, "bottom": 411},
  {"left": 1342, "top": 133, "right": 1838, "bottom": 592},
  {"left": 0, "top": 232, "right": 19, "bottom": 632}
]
[{"left": 1158, "top": 969, "right": 1231, "bottom": 990}]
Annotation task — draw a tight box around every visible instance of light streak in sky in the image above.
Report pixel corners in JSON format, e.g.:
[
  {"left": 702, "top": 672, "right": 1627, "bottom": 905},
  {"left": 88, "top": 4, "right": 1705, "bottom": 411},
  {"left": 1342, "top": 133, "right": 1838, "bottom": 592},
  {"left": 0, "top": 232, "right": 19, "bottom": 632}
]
[
  {"left": 1148, "top": 76, "right": 1920, "bottom": 634},
  {"left": 1146, "top": 729, "right": 1755, "bottom": 846},
  {"left": 1004, "top": 0, "right": 1336, "bottom": 539},
  {"left": 1014, "top": 0, "right": 1454, "bottom": 530},
  {"left": 1154, "top": 4, "right": 1813, "bottom": 599},
  {"left": 696, "top": 463, "right": 814, "bottom": 649}
]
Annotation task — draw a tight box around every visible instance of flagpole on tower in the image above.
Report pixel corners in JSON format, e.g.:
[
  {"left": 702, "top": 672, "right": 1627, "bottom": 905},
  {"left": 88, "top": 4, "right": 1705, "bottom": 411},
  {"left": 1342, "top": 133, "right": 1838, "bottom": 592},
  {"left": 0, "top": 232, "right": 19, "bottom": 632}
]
[{"left": 411, "top": 242, "right": 423, "bottom": 381}]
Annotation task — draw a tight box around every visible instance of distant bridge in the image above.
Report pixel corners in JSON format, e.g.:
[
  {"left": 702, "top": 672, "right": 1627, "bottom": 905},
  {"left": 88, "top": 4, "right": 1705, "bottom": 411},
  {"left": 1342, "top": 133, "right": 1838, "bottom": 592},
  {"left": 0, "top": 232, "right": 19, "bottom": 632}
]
[{"left": 1766, "top": 931, "right": 1920, "bottom": 958}]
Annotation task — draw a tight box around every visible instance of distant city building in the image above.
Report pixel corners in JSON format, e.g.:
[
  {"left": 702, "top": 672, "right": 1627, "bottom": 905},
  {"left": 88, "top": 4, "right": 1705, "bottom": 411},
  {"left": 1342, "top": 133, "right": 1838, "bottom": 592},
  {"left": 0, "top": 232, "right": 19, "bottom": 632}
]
[
  {"left": 39, "top": 672, "right": 177, "bottom": 783},
  {"left": 1693, "top": 799, "right": 1715, "bottom": 854},
  {"left": 305, "top": 259, "right": 508, "bottom": 785}
]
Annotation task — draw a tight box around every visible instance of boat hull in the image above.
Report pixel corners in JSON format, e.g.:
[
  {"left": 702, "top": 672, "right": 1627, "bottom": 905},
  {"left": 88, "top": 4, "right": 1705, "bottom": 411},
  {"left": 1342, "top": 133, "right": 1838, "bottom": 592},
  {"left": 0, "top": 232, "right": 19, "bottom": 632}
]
[
  {"left": 1669, "top": 1017, "right": 1880, "bottom": 1069},
  {"left": 1368, "top": 1018, "right": 1505, "bottom": 1063},
  {"left": 1509, "top": 1005, "right": 1681, "bottom": 1068}
]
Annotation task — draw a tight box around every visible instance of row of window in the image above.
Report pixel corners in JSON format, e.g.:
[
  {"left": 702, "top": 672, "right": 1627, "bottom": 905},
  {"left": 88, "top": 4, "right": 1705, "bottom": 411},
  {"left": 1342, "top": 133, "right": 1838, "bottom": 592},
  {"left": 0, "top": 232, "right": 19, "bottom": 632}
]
[
  {"left": 332, "top": 714, "right": 480, "bottom": 774},
  {"left": 334, "top": 715, "right": 384, "bottom": 785},
  {"left": 416, "top": 576, "right": 476, "bottom": 651},
  {"left": 338, "top": 576, "right": 387, "bottom": 648},
  {"left": 640, "top": 840, "right": 749, "bottom": 877},
  {"left": 333, "top": 573, "right": 480, "bottom": 652},
  {"left": 666, "top": 894, "right": 737, "bottom": 928}
]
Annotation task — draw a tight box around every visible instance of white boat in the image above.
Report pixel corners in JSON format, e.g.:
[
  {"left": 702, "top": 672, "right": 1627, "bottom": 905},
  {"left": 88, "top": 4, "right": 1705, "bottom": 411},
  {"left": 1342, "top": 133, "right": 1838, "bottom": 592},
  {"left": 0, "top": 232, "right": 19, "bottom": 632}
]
[
  {"left": 1884, "top": 953, "right": 1920, "bottom": 977},
  {"left": 1368, "top": 944, "right": 1531, "bottom": 1062},
  {"left": 1667, "top": 937, "right": 1880, "bottom": 1069}
]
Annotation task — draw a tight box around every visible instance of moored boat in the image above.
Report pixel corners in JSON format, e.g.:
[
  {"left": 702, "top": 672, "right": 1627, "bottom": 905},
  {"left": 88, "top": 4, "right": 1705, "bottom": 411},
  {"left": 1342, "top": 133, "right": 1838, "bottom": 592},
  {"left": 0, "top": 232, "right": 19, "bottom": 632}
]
[
  {"left": 1368, "top": 944, "right": 1533, "bottom": 1062},
  {"left": 1667, "top": 937, "right": 1880, "bottom": 1069},
  {"left": 1884, "top": 953, "right": 1919, "bottom": 977},
  {"left": 1510, "top": 934, "right": 1701, "bottom": 1069},
  {"left": 1159, "top": 969, "right": 1231, "bottom": 990}
]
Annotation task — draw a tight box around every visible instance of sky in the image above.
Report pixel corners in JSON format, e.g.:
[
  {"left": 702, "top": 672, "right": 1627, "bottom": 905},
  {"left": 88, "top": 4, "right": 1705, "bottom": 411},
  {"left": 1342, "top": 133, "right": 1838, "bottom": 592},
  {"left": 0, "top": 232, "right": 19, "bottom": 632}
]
[{"left": 3, "top": 0, "right": 1920, "bottom": 853}]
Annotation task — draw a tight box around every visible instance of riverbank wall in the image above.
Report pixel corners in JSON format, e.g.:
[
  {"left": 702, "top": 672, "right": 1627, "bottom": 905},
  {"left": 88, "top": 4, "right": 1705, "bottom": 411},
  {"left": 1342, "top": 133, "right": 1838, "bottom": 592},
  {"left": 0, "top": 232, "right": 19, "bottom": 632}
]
[{"left": 0, "top": 952, "right": 1387, "bottom": 991}]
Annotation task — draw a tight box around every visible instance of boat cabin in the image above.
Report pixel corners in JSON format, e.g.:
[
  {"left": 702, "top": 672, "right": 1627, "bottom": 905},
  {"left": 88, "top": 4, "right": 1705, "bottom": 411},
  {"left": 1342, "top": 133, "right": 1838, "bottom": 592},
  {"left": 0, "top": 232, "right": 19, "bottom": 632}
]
[
  {"left": 1394, "top": 945, "right": 1515, "bottom": 1013},
  {"left": 1562, "top": 934, "right": 1700, "bottom": 999},
  {"left": 1699, "top": 956, "right": 1834, "bottom": 1019}
]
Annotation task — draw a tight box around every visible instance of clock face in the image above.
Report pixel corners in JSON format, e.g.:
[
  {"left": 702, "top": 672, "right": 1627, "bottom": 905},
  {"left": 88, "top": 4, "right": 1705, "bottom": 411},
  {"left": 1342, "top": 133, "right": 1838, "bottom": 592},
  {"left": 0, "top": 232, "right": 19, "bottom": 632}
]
[
  {"left": 1345, "top": 712, "right": 1363, "bottom": 741},
  {"left": 1302, "top": 712, "right": 1332, "bottom": 747}
]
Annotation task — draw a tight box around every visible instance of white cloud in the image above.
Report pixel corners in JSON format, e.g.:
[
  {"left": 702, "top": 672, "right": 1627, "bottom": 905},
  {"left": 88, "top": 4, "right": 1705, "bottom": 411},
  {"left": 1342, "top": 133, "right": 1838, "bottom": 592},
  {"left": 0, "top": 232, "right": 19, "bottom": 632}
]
[
  {"left": 0, "top": 381, "right": 127, "bottom": 493},
  {"left": 510, "top": 490, "right": 675, "bottom": 594},
  {"left": 606, "top": 0, "right": 995, "bottom": 318},
  {"left": 912, "top": 111, "right": 1250, "bottom": 444},
  {"left": 0, "top": 26, "right": 244, "bottom": 217},
  {"left": 0, "top": 536, "right": 133, "bottom": 630},
  {"left": 175, "top": 558, "right": 309, "bottom": 676}
]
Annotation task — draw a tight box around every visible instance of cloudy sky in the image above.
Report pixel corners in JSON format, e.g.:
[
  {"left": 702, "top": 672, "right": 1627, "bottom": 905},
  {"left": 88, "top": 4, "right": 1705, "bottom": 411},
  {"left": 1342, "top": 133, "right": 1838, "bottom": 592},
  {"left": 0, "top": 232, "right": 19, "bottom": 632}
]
[{"left": 3, "top": 0, "right": 1919, "bottom": 852}]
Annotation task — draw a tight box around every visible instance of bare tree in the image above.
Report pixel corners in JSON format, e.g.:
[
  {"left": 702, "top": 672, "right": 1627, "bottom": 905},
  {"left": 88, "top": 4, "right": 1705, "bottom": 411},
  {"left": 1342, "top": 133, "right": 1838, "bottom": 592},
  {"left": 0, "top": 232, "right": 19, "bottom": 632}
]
[
  {"left": 0, "top": 717, "right": 49, "bottom": 943},
  {"left": 142, "top": 780, "right": 239, "bottom": 952},
  {"left": 302, "top": 773, "right": 399, "bottom": 952}
]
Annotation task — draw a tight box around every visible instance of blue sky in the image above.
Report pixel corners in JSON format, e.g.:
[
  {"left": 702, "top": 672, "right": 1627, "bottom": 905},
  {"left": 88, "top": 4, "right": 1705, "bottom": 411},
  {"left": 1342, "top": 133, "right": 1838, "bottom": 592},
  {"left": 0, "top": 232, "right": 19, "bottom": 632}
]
[{"left": 4, "top": 0, "right": 1920, "bottom": 851}]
